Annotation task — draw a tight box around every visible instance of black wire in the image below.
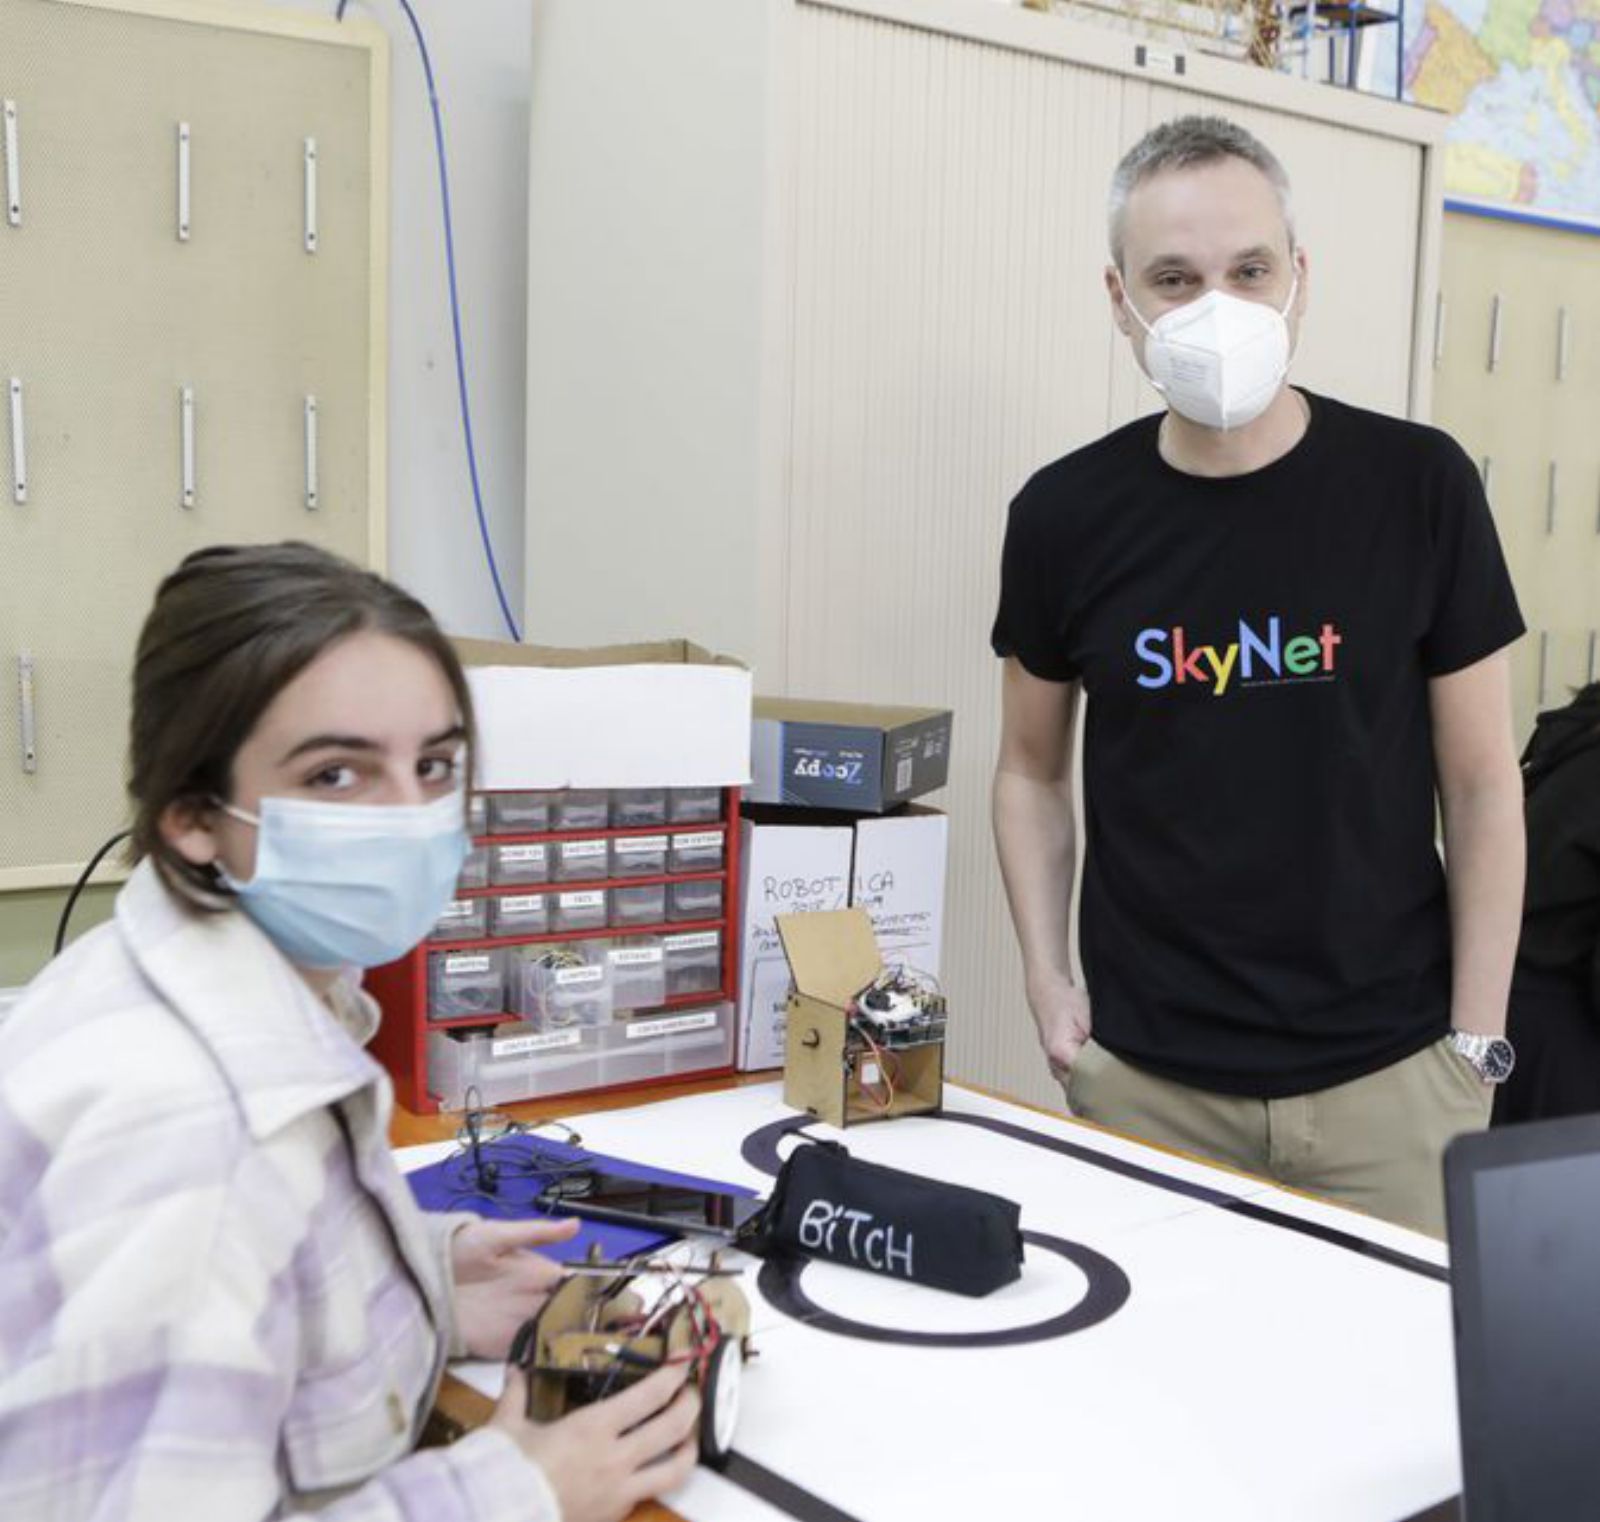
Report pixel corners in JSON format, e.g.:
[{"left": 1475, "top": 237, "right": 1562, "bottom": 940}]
[
  {"left": 442, "top": 1093, "right": 593, "bottom": 1204},
  {"left": 54, "top": 830, "right": 132, "bottom": 958}
]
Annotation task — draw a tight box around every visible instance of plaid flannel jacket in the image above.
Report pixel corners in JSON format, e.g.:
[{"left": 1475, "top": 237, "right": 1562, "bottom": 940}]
[{"left": 0, "top": 861, "right": 557, "bottom": 1522}]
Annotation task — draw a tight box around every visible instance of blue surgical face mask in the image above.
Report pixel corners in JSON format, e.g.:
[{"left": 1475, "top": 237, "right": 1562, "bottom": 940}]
[{"left": 215, "top": 791, "right": 469, "bottom": 970}]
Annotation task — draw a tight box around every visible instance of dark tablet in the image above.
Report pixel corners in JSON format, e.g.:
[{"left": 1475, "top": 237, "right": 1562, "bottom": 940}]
[{"left": 1444, "top": 1115, "right": 1600, "bottom": 1522}]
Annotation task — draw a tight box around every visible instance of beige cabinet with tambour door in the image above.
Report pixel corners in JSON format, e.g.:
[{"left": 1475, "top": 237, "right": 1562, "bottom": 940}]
[
  {"left": 1433, "top": 210, "right": 1600, "bottom": 744},
  {"left": 521, "top": 0, "right": 1451, "bottom": 1110},
  {"left": 0, "top": 0, "right": 388, "bottom": 887}
]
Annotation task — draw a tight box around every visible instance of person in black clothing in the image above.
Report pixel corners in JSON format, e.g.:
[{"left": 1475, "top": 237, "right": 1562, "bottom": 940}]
[
  {"left": 1495, "top": 684, "right": 1600, "bottom": 1125},
  {"left": 991, "top": 115, "right": 1527, "bottom": 1237}
]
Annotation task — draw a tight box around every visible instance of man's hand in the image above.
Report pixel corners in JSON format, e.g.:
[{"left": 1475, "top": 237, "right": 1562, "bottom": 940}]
[
  {"left": 451, "top": 1216, "right": 581, "bottom": 1360},
  {"left": 1030, "top": 975, "right": 1092, "bottom": 1083}
]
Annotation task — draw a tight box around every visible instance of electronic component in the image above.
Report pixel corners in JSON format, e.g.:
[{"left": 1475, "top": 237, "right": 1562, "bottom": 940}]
[
  {"left": 538, "top": 1170, "right": 764, "bottom": 1237},
  {"left": 848, "top": 966, "right": 947, "bottom": 1051},
  {"left": 511, "top": 946, "right": 613, "bottom": 1030},
  {"left": 510, "top": 1246, "right": 752, "bottom": 1467}
]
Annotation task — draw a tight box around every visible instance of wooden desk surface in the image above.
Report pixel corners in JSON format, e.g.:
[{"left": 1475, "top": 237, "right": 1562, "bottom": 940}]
[{"left": 394, "top": 1072, "right": 777, "bottom": 1522}]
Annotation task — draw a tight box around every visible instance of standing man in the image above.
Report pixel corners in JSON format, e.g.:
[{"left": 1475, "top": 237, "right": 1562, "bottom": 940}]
[{"left": 991, "top": 115, "right": 1525, "bottom": 1237}]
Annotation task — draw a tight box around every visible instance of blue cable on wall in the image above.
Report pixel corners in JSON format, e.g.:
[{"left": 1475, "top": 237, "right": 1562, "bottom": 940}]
[{"left": 337, "top": 0, "right": 523, "bottom": 641}]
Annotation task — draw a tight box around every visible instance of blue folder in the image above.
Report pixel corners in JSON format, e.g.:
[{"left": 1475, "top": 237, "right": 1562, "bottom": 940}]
[{"left": 406, "top": 1132, "right": 758, "bottom": 1262}]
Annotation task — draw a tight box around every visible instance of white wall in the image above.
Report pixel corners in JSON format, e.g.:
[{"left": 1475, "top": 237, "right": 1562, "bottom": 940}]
[
  {"left": 261, "top": 0, "right": 533, "bottom": 640},
  {"left": 522, "top": 0, "right": 774, "bottom": 667}
]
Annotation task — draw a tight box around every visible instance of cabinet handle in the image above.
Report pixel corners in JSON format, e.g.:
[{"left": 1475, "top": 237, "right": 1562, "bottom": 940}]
[
  {"left": 8, "top": 377, "right": 24, "bottom": 504},
  {"left": 18, "top": 652, "right": 37, "bottom": 774},
  {"left": 304, "top": 395, "right": 319, "bottom": 510},
  {"left": 3, "top": 100, "right": 19, "bottom": 227},
  {"left": 180, "top": 386, "right": 196, "bottom": 509},
  {"left": 304, "top": 137, "right": 318, "bottom": 254},
  {"left": 177, "top": 122, "right": 191, "bottom": 242}
]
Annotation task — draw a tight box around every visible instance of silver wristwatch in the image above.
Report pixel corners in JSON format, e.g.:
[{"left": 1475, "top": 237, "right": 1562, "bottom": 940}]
[{"left": 1448, "top": 1030, "right": 1516, "bottom": 1084}]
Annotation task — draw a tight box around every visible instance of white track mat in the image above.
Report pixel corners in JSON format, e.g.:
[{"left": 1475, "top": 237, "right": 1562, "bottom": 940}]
[{"left": 404, "top": 1083, "right": 1460, "bottom": 1522}]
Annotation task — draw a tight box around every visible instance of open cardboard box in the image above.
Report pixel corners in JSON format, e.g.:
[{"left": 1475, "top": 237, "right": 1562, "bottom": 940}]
[
  {"left": 452, "top": 637, "right": 751, "bottom": 790},
  {"left": 749, "top": 697, "right": 952, "bottom": 813},
  {"left": 776, "top": 907, "right": 944, "bottom": 1128}
]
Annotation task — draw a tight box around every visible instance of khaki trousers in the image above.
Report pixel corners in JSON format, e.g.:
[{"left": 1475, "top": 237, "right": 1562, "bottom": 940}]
[{"left": 1064, "top": 1036, "right": 1493, "bottom": 1238}]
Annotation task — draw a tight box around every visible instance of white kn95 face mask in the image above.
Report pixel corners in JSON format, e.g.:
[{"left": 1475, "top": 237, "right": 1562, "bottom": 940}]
[{"left": 1125, "top": 276, "right": 1299, "bottom": 432}]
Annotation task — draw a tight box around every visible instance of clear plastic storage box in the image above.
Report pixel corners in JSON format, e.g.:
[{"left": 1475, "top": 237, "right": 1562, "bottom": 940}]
[
  {"left": 607, "top": 938, "right": 666, "bottom": 1011},
  {"left": 552, "top": 890, "right": 608, "bottom": 933},
  {"left": 510, "top": 948, "right": 614, "bottom": 1030},
  {"left": 600, "top": 1002, "right": 735, "bottom": 1088},
  {"left": 553, "top": 789, "right": 610, "bottom": 832},
  {"left": 555, "top": 838, "right": 611, "bottom": 883},
  {"left": 668, "top": 879, "right": 724, "bottom": 924},
  {"left": 427, "top": 1001, "right": 735, "bottom": 1109},
  {"left": 457, "top": 844, "right": 490, "bottom": 891},
  {"left": 610, "top": 788, "right": 668, "bottom": 828},
  {"left": 490, "top": 842, "right": 549, "bottom": 887},
  {"left": 663, "top": 930, "right": 722, "bottom": 998},
  {"left": 669, "top": 829, "right": 725, "bottom": 874},
  {"left": 427, "top": 949, "right": 505, "bottom": 1020},
  {"left": 609, "top": 882, "right": 666, "bottom": 928},
  {"left": 430, "top": 897, "right": 486, "bottom": 944},
  {"left": 428, "top": 1022, "right": 605, "bottom": 1109},
  {"left": 488, "top": 792, "right": 552, "bottom": 836},
  {"left": 610, "top": 833, "right": 668, "bottom": 879},
  {"left": 668, "top": 786, "right": 721, "bottom": 824},
  {"left": 488, "top": 893, "right": 550, "bottom": 938}
]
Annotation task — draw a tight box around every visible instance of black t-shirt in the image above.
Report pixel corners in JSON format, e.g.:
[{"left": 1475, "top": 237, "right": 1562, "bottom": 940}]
[{"left": 992, "top": 391, "right": 1525, "bottom": 1098}]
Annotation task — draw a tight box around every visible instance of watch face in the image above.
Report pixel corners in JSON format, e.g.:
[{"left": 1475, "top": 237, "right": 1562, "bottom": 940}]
[{"left": 1484, "top": 1038, "right": 1516, "bottom": 1083}]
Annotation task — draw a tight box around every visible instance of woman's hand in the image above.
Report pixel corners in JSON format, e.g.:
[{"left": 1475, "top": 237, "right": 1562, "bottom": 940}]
[
  {"left": 494, "top": 1362, "right": 701, "bottom": 1522},
  {"left": 451, "top": 1216, "right": 582, "bottom": 1360}
]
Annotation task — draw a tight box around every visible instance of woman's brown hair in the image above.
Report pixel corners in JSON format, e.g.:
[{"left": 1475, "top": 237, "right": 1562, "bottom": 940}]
[{"left": 128, "top": 541, "right": 476, "bottom": 908}]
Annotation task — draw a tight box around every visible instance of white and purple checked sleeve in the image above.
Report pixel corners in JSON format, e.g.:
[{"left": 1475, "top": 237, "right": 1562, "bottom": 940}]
[{"left": 0, "top": 864, "right": 560, "bottom": 1522}]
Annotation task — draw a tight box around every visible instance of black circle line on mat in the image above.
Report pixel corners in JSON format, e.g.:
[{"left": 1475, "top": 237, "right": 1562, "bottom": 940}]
[
  {"left": 756, "top": 1229, "right": 1131, "bottom": 1348},
  {"left": 739, "top": 1113, "right": 1131, "bottom": 1347}
]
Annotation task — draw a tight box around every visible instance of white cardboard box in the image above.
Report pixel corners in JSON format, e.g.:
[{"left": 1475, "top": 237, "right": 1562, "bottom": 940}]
[
  {"left": 852, "top": 805, "right": 947, "bottom": 982},
  {"left": 736, "top": 817, "right": 853, "bottom": 1070},
  {"left": 735, "top": 806, "right": 949, "bottom": 1071},
  {"left": 454, "top": 638, "right": 752, "bottom": 790}
]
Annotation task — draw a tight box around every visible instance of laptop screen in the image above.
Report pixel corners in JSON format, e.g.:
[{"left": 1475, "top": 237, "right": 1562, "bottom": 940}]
[{"left": 1447, "top": 1119, "right": 1600, "bottom": 1522}]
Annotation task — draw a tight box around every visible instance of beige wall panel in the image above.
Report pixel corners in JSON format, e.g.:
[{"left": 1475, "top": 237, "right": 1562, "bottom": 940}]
[
  {"left": 0, "top": 0, "right": 385, "bottom": 890},
  {"left": 520, "top": 0, "right": 771, "bottom": 662},
  {"left": 786, "top": 7, "right": 1130, "bottom": 1108},
  {"left": 1433, "top": 210, "right": 1600, "bottom": 743}
]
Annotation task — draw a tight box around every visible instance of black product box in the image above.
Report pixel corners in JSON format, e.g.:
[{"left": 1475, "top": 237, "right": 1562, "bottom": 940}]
[{"left": 748, "top": 698, "right": 952, "bottom": 813}]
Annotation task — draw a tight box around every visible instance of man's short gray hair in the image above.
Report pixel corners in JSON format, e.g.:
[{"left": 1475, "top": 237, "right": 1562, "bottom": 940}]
[{"left": 1108, "top": 115, "right": 1295, "bottom": 270}]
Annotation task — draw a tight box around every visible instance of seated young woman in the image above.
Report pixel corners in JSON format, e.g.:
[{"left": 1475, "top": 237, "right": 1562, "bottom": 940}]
[{"left": 0, "top": 542, "right": 698, "bottom": 1522}]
